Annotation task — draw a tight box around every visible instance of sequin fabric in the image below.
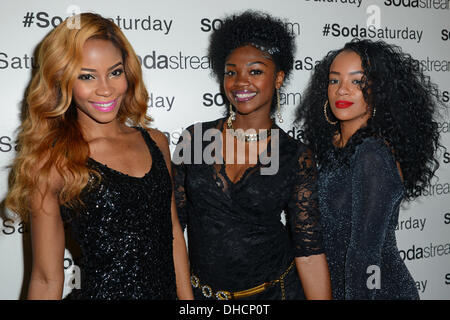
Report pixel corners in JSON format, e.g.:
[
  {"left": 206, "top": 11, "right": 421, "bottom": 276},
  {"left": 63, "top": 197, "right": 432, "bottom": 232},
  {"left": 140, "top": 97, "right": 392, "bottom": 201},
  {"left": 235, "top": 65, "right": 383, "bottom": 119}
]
[
  {"left": 172, "top": 118, "right": 324, "bottom": 300},
  {"left": 318, "top": 137, "right": 419, "bottom": 300},
  {"left": 61, "top": 128, "right": 177, "bottom": 300}
]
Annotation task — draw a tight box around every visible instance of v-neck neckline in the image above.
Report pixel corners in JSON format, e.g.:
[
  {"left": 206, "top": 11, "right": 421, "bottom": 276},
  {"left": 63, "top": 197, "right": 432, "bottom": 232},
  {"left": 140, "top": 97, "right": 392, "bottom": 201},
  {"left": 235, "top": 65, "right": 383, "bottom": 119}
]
[{"left": 214, "top": 118, "right": 277, "bottom": 186}]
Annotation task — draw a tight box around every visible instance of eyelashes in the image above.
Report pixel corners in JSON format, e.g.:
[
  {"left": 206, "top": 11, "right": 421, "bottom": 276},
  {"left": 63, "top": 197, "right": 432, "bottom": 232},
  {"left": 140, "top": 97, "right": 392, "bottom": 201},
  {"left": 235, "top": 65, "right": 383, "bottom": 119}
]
[
  {"left": 78, "top": 74, "right": 94, "bottom": 80},
  {"left": 250, "top": 69, "right": 263, "bottom": 75},
  {"left": 328, "top": 79, "right": 363, "bottom": 85},
  {"left": 110, "top": 68, "right": 124, "bottom": 77},
  {"left": 224, "top": 69, "right": 264, "bottom": 76},
  {"left": 77, "top": 68, "right": 125, "bottom": 80}
]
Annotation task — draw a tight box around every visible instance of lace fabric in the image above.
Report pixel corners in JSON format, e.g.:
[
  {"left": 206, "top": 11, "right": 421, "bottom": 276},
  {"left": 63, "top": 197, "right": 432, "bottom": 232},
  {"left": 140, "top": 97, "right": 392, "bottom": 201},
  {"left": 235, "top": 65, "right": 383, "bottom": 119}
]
[{"left": 172, "top": 118, "right": 324, "bottom": 299}]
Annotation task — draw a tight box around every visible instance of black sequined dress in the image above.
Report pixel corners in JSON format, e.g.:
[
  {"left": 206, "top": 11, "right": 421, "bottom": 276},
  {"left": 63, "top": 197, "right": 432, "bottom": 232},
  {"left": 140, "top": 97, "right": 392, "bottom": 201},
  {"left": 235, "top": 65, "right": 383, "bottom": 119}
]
[
  {"left": 318, "top": 137, "right": 419, "bottom": 300},
  {"left": 172, "top": 118, "right": 324, "bottom": 300},
  {"left": 61, "top": 128, "right": 177, "bottom": 300}
]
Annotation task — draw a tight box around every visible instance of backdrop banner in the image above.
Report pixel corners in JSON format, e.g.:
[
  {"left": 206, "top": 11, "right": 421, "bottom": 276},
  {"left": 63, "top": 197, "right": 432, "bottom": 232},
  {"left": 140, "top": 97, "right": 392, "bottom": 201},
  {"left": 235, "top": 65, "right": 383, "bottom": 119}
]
[{"left": 0, "top": 0, "right": 449, "bottom": 300}]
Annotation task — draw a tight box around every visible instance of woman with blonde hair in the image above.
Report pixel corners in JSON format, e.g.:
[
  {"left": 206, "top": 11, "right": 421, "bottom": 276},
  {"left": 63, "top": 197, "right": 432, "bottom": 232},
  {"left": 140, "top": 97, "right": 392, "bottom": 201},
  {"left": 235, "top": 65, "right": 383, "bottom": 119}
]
[{"left": 6, "top": 12, "right": 192, "bottom": 300}]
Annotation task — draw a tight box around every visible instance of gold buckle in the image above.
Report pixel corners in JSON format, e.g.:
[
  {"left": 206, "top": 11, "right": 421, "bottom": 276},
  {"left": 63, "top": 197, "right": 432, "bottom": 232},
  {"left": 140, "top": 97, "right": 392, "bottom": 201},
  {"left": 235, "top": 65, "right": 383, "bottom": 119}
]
[
  {"left": 190, "top": 275, "right": 200, "bottom": 288},
  {"left": 215, "top": 291, "right": 231, "bottom": 300},
  {"left": 201, "top": 285, "right": 213, "bottom": 298}
]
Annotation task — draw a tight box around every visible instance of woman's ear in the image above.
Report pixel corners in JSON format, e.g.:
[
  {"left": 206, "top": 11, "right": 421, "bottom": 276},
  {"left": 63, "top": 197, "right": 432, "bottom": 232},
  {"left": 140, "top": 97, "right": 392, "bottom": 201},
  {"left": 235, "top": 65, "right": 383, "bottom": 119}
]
[{"left": 275, "top": 70, "right": 285, "bottom": 90}]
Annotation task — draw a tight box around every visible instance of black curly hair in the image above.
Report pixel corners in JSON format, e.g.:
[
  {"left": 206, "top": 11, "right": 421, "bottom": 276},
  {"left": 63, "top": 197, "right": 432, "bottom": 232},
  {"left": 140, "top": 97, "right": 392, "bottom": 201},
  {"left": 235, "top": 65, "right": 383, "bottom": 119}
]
[
  {"left": 208, "top": 10, "right": 296, "bottom": 114},
  {"left": 295, "top": 38, "right": 445, "bottom": 200}
]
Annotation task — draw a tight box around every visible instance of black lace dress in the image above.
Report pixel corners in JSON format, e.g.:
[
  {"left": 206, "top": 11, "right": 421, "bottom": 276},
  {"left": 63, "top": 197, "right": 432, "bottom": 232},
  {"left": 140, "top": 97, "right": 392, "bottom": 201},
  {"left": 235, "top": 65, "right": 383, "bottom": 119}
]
[
  {"left": 172, "top": 118, "right": 324, "bottom": 300},
  {"left": 61, "top": 127, "right": 177, "bottom": 300},
  {"left": 318, "top": 137, "right": 419, "bottom": 300}
]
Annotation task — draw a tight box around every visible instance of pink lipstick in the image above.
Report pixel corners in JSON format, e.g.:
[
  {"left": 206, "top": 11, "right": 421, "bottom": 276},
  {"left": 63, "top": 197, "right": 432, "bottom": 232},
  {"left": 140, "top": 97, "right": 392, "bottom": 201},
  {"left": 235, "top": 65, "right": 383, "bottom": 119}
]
[
  {"left": 91, "top": 99, "right": 118, "bottom": 112},
  {"left": 234, "top": 90, "right": 257, "bottom": 102}
]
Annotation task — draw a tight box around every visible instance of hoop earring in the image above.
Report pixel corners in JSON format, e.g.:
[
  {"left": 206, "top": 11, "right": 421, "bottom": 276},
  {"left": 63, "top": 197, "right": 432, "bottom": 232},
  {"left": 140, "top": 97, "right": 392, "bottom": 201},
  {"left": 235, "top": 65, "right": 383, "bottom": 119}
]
[
  {"left": 324, "top": 100, "right": 338, "bottom": 125},
  {"left": 276, "top": 89, "right": 283, "bottom": 123}
]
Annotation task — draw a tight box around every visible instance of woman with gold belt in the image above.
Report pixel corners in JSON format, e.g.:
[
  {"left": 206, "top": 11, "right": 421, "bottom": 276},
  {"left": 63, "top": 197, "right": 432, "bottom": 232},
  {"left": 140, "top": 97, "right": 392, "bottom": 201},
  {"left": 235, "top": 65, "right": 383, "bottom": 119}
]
[{"left": 172, "top": 10, "right": 331, "bottom": 300}]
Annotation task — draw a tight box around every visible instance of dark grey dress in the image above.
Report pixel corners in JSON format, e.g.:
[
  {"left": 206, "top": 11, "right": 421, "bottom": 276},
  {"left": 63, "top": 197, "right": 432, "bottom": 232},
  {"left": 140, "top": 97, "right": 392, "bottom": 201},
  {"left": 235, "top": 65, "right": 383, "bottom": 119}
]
[{"left": 318, "top": 137, "right": 419, "bottom": 300}]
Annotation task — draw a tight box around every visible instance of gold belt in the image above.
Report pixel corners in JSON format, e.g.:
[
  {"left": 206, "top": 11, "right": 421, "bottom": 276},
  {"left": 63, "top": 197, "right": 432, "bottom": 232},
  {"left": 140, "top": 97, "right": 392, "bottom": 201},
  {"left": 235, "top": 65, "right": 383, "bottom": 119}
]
[{"left": 190, "top": 261, "right": 295, "bottom": 300}]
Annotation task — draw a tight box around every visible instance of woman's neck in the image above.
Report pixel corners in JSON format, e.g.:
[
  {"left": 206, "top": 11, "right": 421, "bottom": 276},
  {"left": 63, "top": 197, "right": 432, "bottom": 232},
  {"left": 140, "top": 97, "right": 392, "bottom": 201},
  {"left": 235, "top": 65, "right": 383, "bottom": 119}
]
[
  {"left": 336, "top": 120, "right": 367, "bottom": 148},
  {"left": 78, "top": 118, "right": 126, "bottom": 142},
  {"left": 231, "top": 113, "right": 273, "bottom": 131}
]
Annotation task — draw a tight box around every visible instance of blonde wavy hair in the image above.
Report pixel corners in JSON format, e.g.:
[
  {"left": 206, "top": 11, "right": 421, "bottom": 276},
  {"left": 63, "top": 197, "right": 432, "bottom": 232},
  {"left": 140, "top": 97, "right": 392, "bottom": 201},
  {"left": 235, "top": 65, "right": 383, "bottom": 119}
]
[{"left": 6, "top": 13, "right": 150, "bottom": 221}]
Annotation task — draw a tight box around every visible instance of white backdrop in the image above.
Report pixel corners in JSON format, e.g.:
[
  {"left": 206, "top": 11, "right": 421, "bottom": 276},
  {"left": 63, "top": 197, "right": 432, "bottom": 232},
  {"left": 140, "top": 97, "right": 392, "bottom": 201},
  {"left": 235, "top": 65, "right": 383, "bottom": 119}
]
[{"left": 0, "top": 0, "right": 449, "bottom": 299}]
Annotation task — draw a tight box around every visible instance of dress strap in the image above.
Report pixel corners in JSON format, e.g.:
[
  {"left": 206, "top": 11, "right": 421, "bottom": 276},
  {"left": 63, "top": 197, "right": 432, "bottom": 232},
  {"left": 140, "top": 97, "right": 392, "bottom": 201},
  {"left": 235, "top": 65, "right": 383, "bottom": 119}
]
[{"left": 134, "top": 127, "right": 166, "bottom": 167}]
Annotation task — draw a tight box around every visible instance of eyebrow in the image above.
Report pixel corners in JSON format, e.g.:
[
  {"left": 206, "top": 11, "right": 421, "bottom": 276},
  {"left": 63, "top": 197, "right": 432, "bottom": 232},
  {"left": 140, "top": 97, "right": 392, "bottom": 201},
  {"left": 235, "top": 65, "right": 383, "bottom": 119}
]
[
  {"left": 248, "top": 61, "right": 268, "bottom": 66},
  {"left": 225, "top": 61, "right": 269, "bottom": 67},
  {"left": 81, "top": 62, "right": 123, "bottom": 72},
  {"left": 329, "top": 70, "right": 364, "bottom": 75}
]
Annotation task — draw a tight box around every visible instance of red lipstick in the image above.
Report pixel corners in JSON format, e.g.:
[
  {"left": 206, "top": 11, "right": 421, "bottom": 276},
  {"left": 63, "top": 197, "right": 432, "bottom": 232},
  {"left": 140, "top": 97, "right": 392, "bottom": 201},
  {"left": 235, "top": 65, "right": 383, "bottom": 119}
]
[{"left": 335, "top": 100, "right": 354, "bottom": 109}]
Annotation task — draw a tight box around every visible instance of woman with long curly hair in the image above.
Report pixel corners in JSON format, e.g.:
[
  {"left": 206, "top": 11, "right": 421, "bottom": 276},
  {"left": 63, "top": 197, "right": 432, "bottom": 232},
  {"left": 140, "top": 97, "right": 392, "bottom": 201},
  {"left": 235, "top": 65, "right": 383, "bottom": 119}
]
[
  {"left": 295, "top": 38, "right": 444, "bottom": 299},
  {"left": 172, "top": 11, "right": 331, "bottom": 300},
  {"left": 5, "top": 13, "right": 192, "bottom": 300}
]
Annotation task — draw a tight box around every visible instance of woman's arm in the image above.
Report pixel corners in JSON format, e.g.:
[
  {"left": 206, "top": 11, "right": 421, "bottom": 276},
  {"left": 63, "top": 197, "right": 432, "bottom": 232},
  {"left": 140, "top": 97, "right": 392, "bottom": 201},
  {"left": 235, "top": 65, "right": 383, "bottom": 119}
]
[
  {"left": 287, "top": 147, "right": 332, "bottom": 299},
  {"left": 345, "top": 139, "right": 401, "bottom": 299},
  {"left": 150, "top": 129, "right": 193, "bottom": 300},
  {"left": 296, "top": 254, "right": 331, "bottom": 299},
  {"left": 170, "top": 195, "right": 194, "bottom": 300},
  {"left": 27, "top": 166, "right": 65, "bottom": 300}
]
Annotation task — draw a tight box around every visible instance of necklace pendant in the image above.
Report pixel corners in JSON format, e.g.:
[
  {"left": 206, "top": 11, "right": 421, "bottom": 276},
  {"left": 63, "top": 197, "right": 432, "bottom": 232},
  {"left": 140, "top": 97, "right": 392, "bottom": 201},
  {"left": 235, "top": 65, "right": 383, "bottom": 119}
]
[{"left": 226, "top": 119, "right": 272, "bottom": 142}]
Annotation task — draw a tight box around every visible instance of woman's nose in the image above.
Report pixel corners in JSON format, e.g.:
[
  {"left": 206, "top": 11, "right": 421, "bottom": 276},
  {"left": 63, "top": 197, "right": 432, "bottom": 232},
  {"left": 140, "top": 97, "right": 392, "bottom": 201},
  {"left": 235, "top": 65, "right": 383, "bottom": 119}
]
[{"left": 95, "top": 78, "right": 113, "bottom": 97}]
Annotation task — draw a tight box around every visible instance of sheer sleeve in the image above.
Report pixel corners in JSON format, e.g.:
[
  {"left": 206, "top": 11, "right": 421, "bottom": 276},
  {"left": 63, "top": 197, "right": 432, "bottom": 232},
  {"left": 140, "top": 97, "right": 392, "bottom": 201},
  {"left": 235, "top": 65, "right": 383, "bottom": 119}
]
[
  {"left": 345, "top": 139, "right": 402, "bottom": 299},
  {"left": 172, "top": 162, "right": 188, "bottom": 231},
  {"left": 171, "top": 126, "right": 194, "bottom": 232},
  {"left": 286, "top": 146, "right": 324, "bottom": 257}
]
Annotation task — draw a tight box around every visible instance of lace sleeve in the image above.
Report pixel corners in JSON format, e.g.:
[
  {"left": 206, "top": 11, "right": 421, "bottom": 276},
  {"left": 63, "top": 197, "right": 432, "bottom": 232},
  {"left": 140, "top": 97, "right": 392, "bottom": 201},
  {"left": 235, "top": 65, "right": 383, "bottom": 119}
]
[
  {"left": 286, "top": 147, "right": 324, "bottom": 257},
  {"left": 172, "top": 162, "right": 187, "bottom": 231}
]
